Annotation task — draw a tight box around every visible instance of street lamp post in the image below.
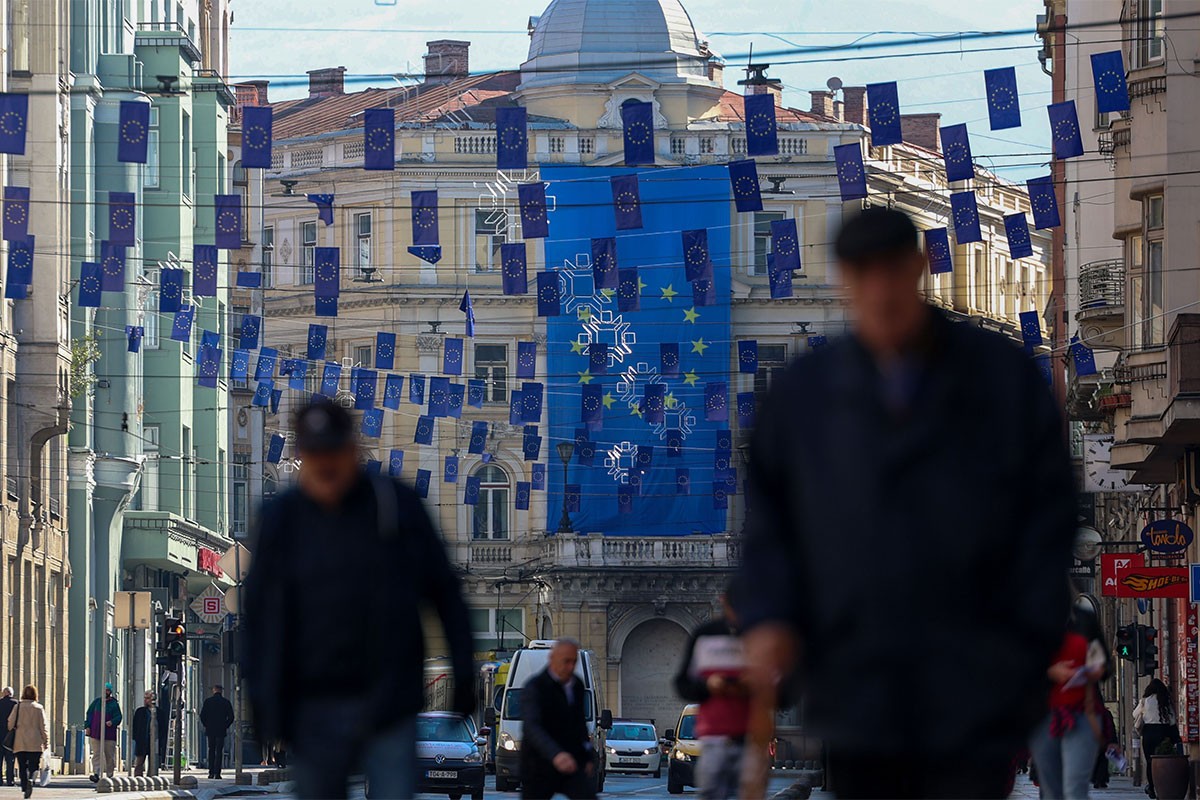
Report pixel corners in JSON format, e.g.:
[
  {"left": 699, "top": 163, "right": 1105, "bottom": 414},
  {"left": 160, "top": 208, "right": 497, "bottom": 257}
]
[{"left": 555, "top": 441, "right": 575, "bottom": 534}]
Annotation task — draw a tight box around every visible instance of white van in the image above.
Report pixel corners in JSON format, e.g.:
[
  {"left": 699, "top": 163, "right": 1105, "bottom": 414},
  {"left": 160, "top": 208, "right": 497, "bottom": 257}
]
[{"left": 489, "top": 640, "right": 613, "bottom": 793}]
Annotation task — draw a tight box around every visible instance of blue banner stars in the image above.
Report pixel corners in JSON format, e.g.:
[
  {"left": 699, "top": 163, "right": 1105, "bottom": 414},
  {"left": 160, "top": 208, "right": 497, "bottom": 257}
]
[
  {"left": 621, "top": 101, "right": 655, "bottom": 165},
  {"left": 984, "top": 67, "right": 1021, "bottom": 130},
  {"left": 375, "top": 332, "right": 396, "bottom": 370},
  {"left": 950, "top": 191, "right": 982, "bottom": 244},
  {"left": 267, "top": 435, "right": 285, "bottom": 464},
  {"left": 501, "top": 243, "right": 528, "bottom": 295},
  {"left": 414, "top": 415, "right": 435, "bottom": 445},
  {"left": 116, "top": 100, "right": 147, "bottom": 163},
  {"left": 617, "top": 268, "right": 640, "bottom": 312},
  {"left": 78, "top": 262, "right": 103, "bottom": 308},
  {"left": 464, "top": 475, "right": 481, "bottom": 506},
  {"left": 320, "top": 362, "right": 341, "bottom": 398},
  {"left": 411, "top": 190, "right": 439, "bottom": 247},
  {"left": 738, "top": 340, "right": 758, "bottom": 374},
  {"left": 610, "top": 175, "right": 643, "bottom": 231},
  {"left": 307, "top": 324, "right": 328, "bottom": 361},
  {"left": 409, "top": 374, "right": 426, "bottom": 406},
  {"left": 588, "top": 342, "right": 608, "bottom": 376},
  {"left": 728, "top": 159, "right": 762, "bottom": 212},
  {"left": 591, "top": 237, "right": 618, "bottom": 291},
  {"left": 682, "top": 229, "right": 712, "bottom": 283},
  {"left": 1004, "top": 213, "right": 1033, "bottom": 259},
  {"left": 517, "top": 341, "right": 537, "bottom": 379},
  {"left": 109, "top": 192, "right": 136, "bottom": 247},
  {"left": 940, "top": 124, "right": 974, "bottom": 183},
  {"left": 834, "top": 143, "right": 868, "bottom": 201},
  {"left": 744, "top": 92, "right": 779, "bottom": 156},
  {"left": 193, "top": 244, "right": 218, "bottom": 297},
  {"left": 496, "top": 106, "right": 528, "bottom": 171},
  {"left": 444, "top": 455, "right": 460, "bottom": 483},
  {"left": 537, "top": 271, "right": 561, "bottom": 317},
  {"left": 242, "top": 106, "right": 274, "bottom": 169},
  {"left": 443, "top": 338, "right": 464, "bottom": 376},
  {"left": 704, "top": 382, "right": 728, "bottom": 422},
  {"left": 3, "top": 185, "right": 28, "bottom": 242},
  {"left": 388, "top": 450, "right": 405, "bottom": 478},
  {"left": 414, "top": 469, "right": 431, "bottom": 498},
  {"left": 364, "top": 108, "right": 395, "bottom": 171},
  {"left": 770, "top": 218, "right": 801, "bottom": 273},
  {"left": 1027, "top": 176, "right": 1061, "bottom": 229},
  {"left": 1091, "top": 51, "right": 1130, "bottom": 114},
  {"left": 384, "top": 374, "right": 405, "bottom": 410},
  {"left": 307, "top": 194, "right": 335, "bottom": 226},
  {"left": 469, "top": 421, "right": 488, "bottom": 455},
  {"left": 924, "top": 228, "right": 953, "bottom": 275},
  {"left": 1047, "top": 101, "right": 1084, "bottom": 159},
  {"left": 1020, "top": 310, "right": 1043, "bottom": 349},
  {"left": 100, "top": 241, "right": 125, "bottom": 293},
  {"left": 515, "top": 481, "right": 531, "bottom": 511},
  {"left": 866, "top": 82, "right": 903, "bottom": 146},
  {"left": 362, "top": 409, "right": 384, "bottom": 439},
  {"left": 518, "top": 182, "right": 550, "bottom": 239},
  {"left": 215, "top": 194, "right": 242, "bottom": 249}
]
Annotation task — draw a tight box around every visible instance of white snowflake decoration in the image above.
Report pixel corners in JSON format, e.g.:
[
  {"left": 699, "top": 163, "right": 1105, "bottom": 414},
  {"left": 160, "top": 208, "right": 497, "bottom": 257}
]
[{"left": 603, "top": 441, "right": 639, "bottom": 484}]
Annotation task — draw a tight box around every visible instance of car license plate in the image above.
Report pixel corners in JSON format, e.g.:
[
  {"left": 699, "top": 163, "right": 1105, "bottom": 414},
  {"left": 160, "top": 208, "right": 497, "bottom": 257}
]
[
  {"left": 426, "top": 770, "right": 458, "bottom": 779},
  {"left": 618, "top": 758, "right": 641, "bottom": 764}
]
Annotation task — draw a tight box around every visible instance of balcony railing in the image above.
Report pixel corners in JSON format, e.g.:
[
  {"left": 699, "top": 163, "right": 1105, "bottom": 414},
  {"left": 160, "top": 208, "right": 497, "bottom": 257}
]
[
  {"left": 469, "top": 541, "right": 513, "bottom": 565},
  {"left": 541, "top": 534, "right": 739, "bottom": 568},
  {"left": 1079, "top": 259, "right": 1125, "bottom": 311}
]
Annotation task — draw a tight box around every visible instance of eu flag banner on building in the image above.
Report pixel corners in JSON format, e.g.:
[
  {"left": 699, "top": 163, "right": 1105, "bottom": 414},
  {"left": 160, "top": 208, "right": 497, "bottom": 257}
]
[
  {"left": 409, "top": 374, "right": 426, "bottom": 406},
  {"left": 109, "top": 192, "right": 136, "bottom": 247},
  {"left": 467, "top": 379, "right": 485, "bottom": 408},
  {"left": 78, "top": 262, "right": 102, "bottom": 308},
  {"left": 414, "top": 469, "right": 431, "bottom": 498},
  {"left": 160, "top": 267, "right": 184, "bottom": 312},
  {"left": 984, "top": 67, "right": 1021, "bottom": 130},
  {"left": 315, "top": 247, "right": 340, "bottom": 299},
  {"left": 501, "top": 243, "right": 527, "bottom": 295},
  {"left": 537, "top": 271, "right": 561, "bottom": 317},
  {"left": 414, "top": 415, "right": 434, "bottom": 446},
  {"left": 384, "top": 374, "right": 404, "bottom": 410},
  {"left": 429, "top": 377, "right": 450, "bottom": 417},
  {"left": 354, "top": 369, "right": 378, "bottom": 410},
  {"left": 728, "top": 159, "right": 762, "bottom": 212},
  {"left": 950, "top": 191, "right": 982, "bottom": 244},
  {"left": 6, "top": 236, "right": 31, "bottom": 286},
  {"left": 618, "top": 268, "right": 640, "bottom": 312},
  {"left": 738, "top": 340, "right": 758, "bottom": 374},
  {"left": 496, "top": 106, "right": 528, "bottom": 171},
  {"left": 1048, "top": 101, "right": 1085, "bottom": 159},
  {"left": 126, "top": 326, "right": 143, "bottom": 353},
  {"left": 3, "top": 186, "right": 28, "bottom": 242},
  {"left": 236, "top": 271, "right": 262, "bottom": 288},
  {"left": 469, "top": 421, "right": 488, "bottom": 454},
  {"left": 924, "top": 228, "right": 952, "bottom": 275},
  {"left": 170, "top": 304, "right": 194, "bottom": 343},
  {"left": 362, "top": 409, "right": 383, "bottom": 439},
  {"left": 411, "top": 190, "right": 439, "bottom": 246},
  {"left": 1072, "top": 337, "right": 1098, "bottom": 377},
  {"left": 518, "top": 182, "right": 550, "bottom": 239},
  {"left": 682, "top": 229, "right": 712, "bottom": 283},
  {"left": 545, "top": 163, "right": 731, "bottom": 534},
  {"left": 100, "top": 241, "right": 125, "bottom": 293},
  {"left": 388, "top": 449, "right": 405, "bottom": 477},
  {"left": 255, "top": 348, "right": 278, "bottom": 382},
  {"left": 375, "top": 332, "right": 396, "bottom": 370},
  {"left": 744, "top": 92, "right": 778, "bottom": 156},
  {"left": 239, "top": 314, "right": 261, "bottom": 350},
  {"left": 287, "top": 359, "right": 308, "bottom": 392},
  {"left": 444, "top": 338, "right": 464, "bottom": 376},
  {"left": 591, "top": 236, "right": 618, "bottom": 291},
  {"left": 1004, "top": 213, "right": 1033, "bottom": 259},
  {"left": 866, "top": 82, "right": 903, "bottom": 146},
  {"left": 770, "top": 218, "right": 801, "bottom": 273},
  {"left": 230, "top": 350, "right": 249, "bottom": 382},
  {"left": 241, "top": 106, "right": 274, "bottom": 169},
  {"left": 320, "top": 362, "right": 341, "bottom": 398},
  {"left": 610, "top": 175, "right": 643, "bottom": 231},
  {"left": 116, "top": 100, "right": 146, "bottom": 163},
  {"left": 1091, "top": 50, "right": 1130, "bottom": 114},
  {"left": 621, "top": 101, "right": 655, "bottom": 165},
  {"left": 1020, "top": 310, "right": 1043, "bottom": 348},
  {"left": 307, "top": 194, "right": 335, "bottom": 226},
  {"left": 834, "top": 143, "right": 867, "bottom": 201},
  {"left": 940, "top": 124, "right": 974, "bottom": 183},
  {"left": 589, "top": 342, "right": 608, "bottom": 375},
  {"left": 363, "top": 108, "right": 395, "bottom": 170},
  {"left": 768, "top": 255, "right": 792, "bottom": 299},
  {"left": 517, "top": 341, "right": 537, "bottom": 379},
  {"left": 198, "top": 346, "right": 221, "bottom": 389},
  {"left": 193, "top": 244, "right": 218, "bottom": 297},
  {"left": 0, "top": 94, "right": 27, "bottom": 157},
  {"left": 660, "top": 342, "right": 680, "bottom": 378},
  {"left": 1027, "top": 176, "right": 1061, "bottom": 229},
  {"left": 444, "top": 455, "right": 459, "bottom": 483},
  {"left": 267, "top": 435, "right": 285, "bottom": 464},
  {"left": 307, "top": 324, "right": 327, "bottom": 361},
  {"left": 214, "top": 194, "right": 242, "bottom": 249}
]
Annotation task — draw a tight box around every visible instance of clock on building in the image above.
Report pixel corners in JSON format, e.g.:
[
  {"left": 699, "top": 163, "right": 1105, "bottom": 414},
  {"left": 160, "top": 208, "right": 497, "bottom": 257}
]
[{"left": 1083, "top": 433, "right": 1133, "bottom": 493}]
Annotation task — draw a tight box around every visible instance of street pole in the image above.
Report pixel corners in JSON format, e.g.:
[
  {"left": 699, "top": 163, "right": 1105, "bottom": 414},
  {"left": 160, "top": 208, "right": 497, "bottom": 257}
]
[
  {"left": 99, "top": 605, "right": 108, "bottom": 780},
  {"left": 127, "top": 600, "right": 135, "bottom": 777},
  {"left": 233, "top": 544, "right": 243, "bottom": 785}
]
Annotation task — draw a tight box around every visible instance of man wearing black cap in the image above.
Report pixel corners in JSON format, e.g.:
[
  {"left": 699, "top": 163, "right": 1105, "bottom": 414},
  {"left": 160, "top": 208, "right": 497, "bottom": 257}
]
[
  {"left": 737, "top": 207, "right": 1077, "bottom": 798},
  {"left": 243, "top": 399, "right": 475, "bottom": 799}
]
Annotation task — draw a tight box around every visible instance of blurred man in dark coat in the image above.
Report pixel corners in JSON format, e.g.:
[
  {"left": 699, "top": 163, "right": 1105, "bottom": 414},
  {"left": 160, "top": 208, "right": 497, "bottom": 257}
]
[
  {"left": 739, "top": 207, "right": 1077, "bottom": 799},
  {"left": 199, "top": 685, "right": 234, "bottom": 779},
  {"left": 520, "top": 640, "right": 595, "bottom": 800}
]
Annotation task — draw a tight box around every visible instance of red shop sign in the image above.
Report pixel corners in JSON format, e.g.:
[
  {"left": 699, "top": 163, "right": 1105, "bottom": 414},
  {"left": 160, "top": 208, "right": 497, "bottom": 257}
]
[
  {"left": 198, "top": 548, "right": 224, "bottom": 578},
  {"left": 1113, "top": 566, "right": 1190, "bottom": 598},
  {"left": 1101, "top": 553, "right": 1144, "bottom": 597}
]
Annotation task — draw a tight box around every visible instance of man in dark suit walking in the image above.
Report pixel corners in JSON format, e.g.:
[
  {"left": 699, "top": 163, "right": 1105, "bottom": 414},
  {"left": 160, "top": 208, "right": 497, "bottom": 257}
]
[
  {"left": 520, "top": 639, "right": 596, "bottom": 800},
  {"left": 199, "top": 685, "right": 234, "bottom": 779}
]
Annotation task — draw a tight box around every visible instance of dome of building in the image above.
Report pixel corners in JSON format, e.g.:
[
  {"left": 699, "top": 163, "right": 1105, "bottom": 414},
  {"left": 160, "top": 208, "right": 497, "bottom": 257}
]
[{"left": 520, "top": 0, "right": 715, "bottom": 90}]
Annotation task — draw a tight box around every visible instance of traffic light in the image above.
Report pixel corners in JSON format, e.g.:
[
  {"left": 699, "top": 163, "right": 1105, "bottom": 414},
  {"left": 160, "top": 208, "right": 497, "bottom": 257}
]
[
  {"left": 1116, "top": 624, "right": 1137, "bottom": 662},
  {"left": 156, "top": 617, "right": 186, "bottom": 672},
  {"left": 1137, "top": 625, "right": 1159, "bottom": 677}
]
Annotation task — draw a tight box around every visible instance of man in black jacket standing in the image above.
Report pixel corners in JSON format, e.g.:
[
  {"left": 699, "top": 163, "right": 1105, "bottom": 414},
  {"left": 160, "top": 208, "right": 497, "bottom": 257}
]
[
  {"left": 243, "top": 399, "right": 475, "bottom": 800},
  {"left": 131, "top": 691, "right": 154, "bottom": 777},
  {"left": 199, "top": 685, "right": 234, "bottom": 779},
  {"left": 521, "top": 640, "right": 595, "bottom": 800},
  {"left": 738, "top": 207, "right": 1077, "bottom": 799},
  {"left": 0, "top": 688, "right": 15, "bottom": 786}
]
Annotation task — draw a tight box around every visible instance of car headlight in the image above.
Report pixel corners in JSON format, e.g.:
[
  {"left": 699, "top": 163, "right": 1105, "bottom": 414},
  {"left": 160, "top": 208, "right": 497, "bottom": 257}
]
[
  {"left": 643, "top": 748, "right": 656, "bottom": 756},
  {"left": 674, "top": 750, "right": 692, "bottom": 762},
  {"left": 606, "top": 746, "right": 617, "bottom": 755},
  {"left": 463, "top": 751, "right": 483, "bottom": 763},
  {"left": 500, "top": 732, "right": 519, "bottom": 751}
]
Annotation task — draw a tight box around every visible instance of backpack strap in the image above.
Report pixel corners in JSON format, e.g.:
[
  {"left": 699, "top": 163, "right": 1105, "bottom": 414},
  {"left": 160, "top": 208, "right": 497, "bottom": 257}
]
[{"left": 371, "top": 476, "right": 400, "bottom": 541}]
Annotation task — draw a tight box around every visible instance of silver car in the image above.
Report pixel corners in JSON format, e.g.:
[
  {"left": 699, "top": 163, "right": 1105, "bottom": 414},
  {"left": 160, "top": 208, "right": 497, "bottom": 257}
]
[{"left": 604, "top": 720, "right": 662, "bottom": 778}]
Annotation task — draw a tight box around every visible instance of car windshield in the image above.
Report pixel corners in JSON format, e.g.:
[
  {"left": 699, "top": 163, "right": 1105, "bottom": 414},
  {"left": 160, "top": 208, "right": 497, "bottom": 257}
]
[
  {"left": 417, "top": 716, "right": 473, "bottom": 743},
  {"left": 503, "top": 687, "right": 595, "bottom": 721},
  {"left": 611, "top": 724, "right": 655, "bottom": 741},
  {"left": 678, "top": 714, "right": 697, "bottom": 740}
]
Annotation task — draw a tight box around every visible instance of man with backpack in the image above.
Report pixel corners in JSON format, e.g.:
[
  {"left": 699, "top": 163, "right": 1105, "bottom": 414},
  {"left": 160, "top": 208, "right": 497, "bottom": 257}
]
[{"left": 243, "top": 399, "right": 475, "bottom": 799}]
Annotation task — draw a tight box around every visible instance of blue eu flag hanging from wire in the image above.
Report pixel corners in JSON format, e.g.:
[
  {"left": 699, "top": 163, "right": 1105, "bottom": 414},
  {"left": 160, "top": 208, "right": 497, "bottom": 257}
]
[
  {"left": 100, "top": 241, "right": 125, "bottom": 293},
  {"left": 501, "top": 243, "right": 527, "bottom": 295},
  {"left": 1004, "top": 213, "right": 1033, "bottom": 259},
  {"left": 621, "top": 101, "right": 655, "bottom": 166},
  {"left": 950, "top": 191, "right": 982, "bottom": 244},
  {"left": 384, "top": 374, "right": 405, "bottom": 410},
  {"left": 411, "top": 190, "right": 439, "bottom": 246},
  {"left": 78, "top": 262, "right": 102, "bottom": 308},
  {"left": 940, "top": 124, "right": 974, "bottom": 183},
  {"left": 364, "top": 108, "right": 395, "bottom": 170},
  {"left": 610, "top": 175, "right": 643, "bottom": 231},
  {"left": 517, "top": 341, "right": 537, "bottom": 379},
  {"left": 589, "top": 342, "right": 608, "bottom": 376},
  {"left": 1020, "top": 310, "right": 1043, "bottom": 349},
  {"left": 682, "top": 229, "right": 712, "bottom": 283},
  {"left": 866, "top": 82, "right": 903, "bottom": 146},
  {"left": 924, "top": 228, "right": 952, "bottom": 275},
  {"left": 460, "top": 290, "right": 475, "bottom": 337},
  {"left": 242, "top": 106, "right": 274, "bottom": 169},
  {"left": 984, "top": 67, "right": 1021, "bottom": 130},
  {"left": 193, "top": 244, "right": 218, "bottom": 297},
  {"left": 307, "top": 324, "right": 327, "bottom": 361},
  {"left": 307, "top": 194, "right": 335, "bottom": 226},
  {"left": 375, "top": 332, "right": 396, "bottom": 370},
  {"left": 215, "top": 194, "right": 242, "bottom": 249},
  {"left": 6, "top": 236, "right": 32, "bottom": 286},
  {"left": 239, "top": 314, "right": 261, "bottom": 350},
  {"left": 1027, "top": 175, "right": 1061, "bottom": 229},
  {"left": 728, "top": 160, "right": 762, "bottom": 212},
  {"left": 389, "top": 450, "right": 405, "bottom": 478},
  {"left": 770, "top": 219, "right": 801, "bottom": 273},
  {"left": 0, "top": 94, "right": 27, "bottom": 156},
  {"left": 618, "top": 268, "right": 640, "bottom": 312},
  {"left": 267, "top": 435, "right": 285, "bottom": 464},
  {"left": 1071, "top": 336, "right": 1098, "bottom": 376},
  {"left": 116, "top": 100, "right": 147, "bottom": 163},
  {"left": 834, "top": 144, "right": 867, "bottom": 201},
  {"left": 171, "top": 304, "right": 195, "bottom": 344},
  {"left": 1091, "top": 51, "right": 1130, "bottom": 114},
  {"left": 744, "top": 93, "right": 778, "bottom": 156},
  {"left": 518, "top": 182, "right": 550, "bottom": 239},
  {"left": 3, "top": 186, "right": 28, "bottom": 242},
  {"left": 109, "top": 192, "right": 136, "bottom": 247},
  {"left": 1047, "top": 101, "right": 1084, "bottom": 159},
  {"left": 591, "top": 237, "right": 618, "bottom": 290},
  {"left": 496, "top": 106, "right": 528, "bottom": 171},
  {"left": 159, "top": 267, "right": 184, "bottom": 312}
]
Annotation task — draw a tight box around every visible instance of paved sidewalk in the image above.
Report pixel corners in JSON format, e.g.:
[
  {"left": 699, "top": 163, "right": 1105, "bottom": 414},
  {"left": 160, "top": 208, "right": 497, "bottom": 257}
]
[
  {"left": 1010, "top": 774, "right": 1148, "bottom": 798},
  {"left": 13, "top": 767, "right": 279, "bottom": 800}
]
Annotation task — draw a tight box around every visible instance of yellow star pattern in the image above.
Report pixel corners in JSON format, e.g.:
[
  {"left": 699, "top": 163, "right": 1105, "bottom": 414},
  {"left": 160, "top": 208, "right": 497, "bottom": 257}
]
[
  {"left": 690, "top": 338, "right": 709, "bottom": 355},
  {"left": 600, "top": 288, "right": 616, "bottom": 300},
  {"left": 661, "top": 284, "right": 678, "bottom": 302},
  {"left": 683, "top": 370, "right": 699, "bottom": 386},
  {"left": 577, "top": 370, "right": 594, "bottom": 385},
  {"left": 665, "top": 393, "right": 679, "bottom": 410},
  {"left": 570, "top": 340, "right": 587, "bottom": 355},
  {"left": 602, "top": 392, "right": 616, "bottom": 409},
  {"left": 577, "top": 307, "right": 591, "bottom": 322},
  {"left": 638, "top": 277, "right": 648, "bottom": 293},
  {"left": 683, "top": 307, "right": 700, "bottom": 323},
  {"left": 630, "top": 405, "right": 644, "bottom": 419}
]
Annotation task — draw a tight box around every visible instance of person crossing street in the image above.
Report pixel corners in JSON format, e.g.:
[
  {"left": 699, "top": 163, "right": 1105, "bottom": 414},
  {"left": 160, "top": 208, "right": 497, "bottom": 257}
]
[{"left": 200, "top": 685, "right": 234, "bottom": 779}]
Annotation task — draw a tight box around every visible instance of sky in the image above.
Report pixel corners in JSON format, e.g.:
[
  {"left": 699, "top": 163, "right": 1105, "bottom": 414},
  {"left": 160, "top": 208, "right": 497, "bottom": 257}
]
[{"left": 229, "top": 0, "right": 1054, "bottom": 179}]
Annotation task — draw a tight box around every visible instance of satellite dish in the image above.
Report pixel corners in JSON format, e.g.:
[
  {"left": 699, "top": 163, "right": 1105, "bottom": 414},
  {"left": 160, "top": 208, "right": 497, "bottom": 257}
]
[{"left": 826, "top": 76, "right": 844, "bottom": 93}]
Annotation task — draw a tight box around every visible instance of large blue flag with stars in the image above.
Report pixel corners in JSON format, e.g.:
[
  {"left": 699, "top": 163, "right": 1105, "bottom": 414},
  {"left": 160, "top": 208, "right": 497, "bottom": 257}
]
[{"left": 545, "top": 164, "right": 731, "bottom": 536}]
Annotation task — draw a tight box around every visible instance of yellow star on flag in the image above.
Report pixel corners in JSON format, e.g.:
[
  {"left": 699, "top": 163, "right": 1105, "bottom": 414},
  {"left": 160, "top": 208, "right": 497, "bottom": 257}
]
[
  {"left": 638, "top": 277, "right": 648, "bottom": 293},
  {"left": 602, "top": 392, "right": 616, "bottom": 409},
  {"left": 661, "top": 284, "right": 678, "bottom": 302},
  {"left": 690, "top": 338, "right": 709, "bottom": 355},
  {"left": 665, "top": 393, "right": 679, "bottom": 409},
  {"left": 577, "top": 370, "right": 594, "bottom": 385},
  {"left": 577, "top": 307, "right": 591, "bottom": 322},
  {"left": 630, "top": 405, "right": 644, "bottom": 419},
  {"left": 683, "top": 370, "right": 699, "bottom": 386},
  {"left": 569, "top": 340, "right": 587, "bottom": 355},
  {"left": 683, "top": 307, "right": 700, "bottom": 323},
  {"left": 600, "top": 288, "right": 616, "bottom": 300}
]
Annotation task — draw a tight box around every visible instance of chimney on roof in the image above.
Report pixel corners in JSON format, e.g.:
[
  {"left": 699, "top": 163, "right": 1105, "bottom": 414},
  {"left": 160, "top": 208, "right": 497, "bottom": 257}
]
[
  {"left": 235, "top": 80, "right": 269, "bottom": 107},
  {"left": 843, "top": 86, "right": 868, "bottom": 127},
  {"left": 307, "top": 67, "right": 346, "bottom": 99},
  {"left": 810, "top": 90, "right": 834, "bottom": 118},
  {"left": 900, "top": 113, "right": 942, "bottom": 151},
  {"left": 833, "top": 99, "right": 844, "bottom": 121},
  {"left": 424, "top": 40, "right": 470, "bottom": 85}
]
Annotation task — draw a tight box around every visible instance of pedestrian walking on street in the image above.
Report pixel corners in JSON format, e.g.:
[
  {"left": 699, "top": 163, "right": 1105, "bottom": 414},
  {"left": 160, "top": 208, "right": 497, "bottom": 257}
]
[
  {"left": 1029, "top": 600, "right": 1109, "bottom": 800},
  {"left": 84, "top": 684, "right": 121, "bottom": 781},
  {"left": 131, "top": 692, "right": 154, "bottom": 777},
  {"left": 7, "top": 685, "right": 48, "bottom": 799},
  {"left": 200, "top": 685, "right": 234, "bottom": 779},
  {"left": 673, "top": 583, "right": 749, "bottom": 800},
  {"left": 738, "top": 207, "right": 1078, "bottom": 799},
  {"left": 519, "top": 639, "right": 596, "bottom": 800},
  {"left": 0, "top": 687, "right": 17, "bottom": 786},
  {"left": 1134, "top": 679, "right": 1181, "bottom": 798},
  {"left": 243, "top": 399, "right": 475, "bottom": 800}
]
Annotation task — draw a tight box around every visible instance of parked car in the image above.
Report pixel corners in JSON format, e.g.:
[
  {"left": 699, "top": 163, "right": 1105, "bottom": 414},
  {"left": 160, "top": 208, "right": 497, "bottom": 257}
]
[
  {"left": 416, "top": 712, "right": 486, "bottom": 800},
  {"left": 605, "top": 720, "right": 663, "bottom": 778},
  {"left": 667, "top": 704, "right": 700, "bottom": 795}
]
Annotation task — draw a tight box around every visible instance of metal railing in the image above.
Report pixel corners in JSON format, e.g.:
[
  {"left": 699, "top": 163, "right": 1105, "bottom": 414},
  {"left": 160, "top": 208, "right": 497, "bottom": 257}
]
[{"left": 1079, "top": 259, "right": 1125, "bottom": 311}]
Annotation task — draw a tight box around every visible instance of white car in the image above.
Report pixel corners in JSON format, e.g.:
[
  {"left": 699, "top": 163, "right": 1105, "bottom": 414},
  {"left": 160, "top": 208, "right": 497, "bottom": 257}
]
[{"left": 604, "top": 720, "right": 662, "bottom": 778}]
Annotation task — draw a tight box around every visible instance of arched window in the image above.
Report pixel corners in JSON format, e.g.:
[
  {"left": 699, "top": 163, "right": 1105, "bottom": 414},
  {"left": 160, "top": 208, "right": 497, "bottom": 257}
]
[{"left": 473, "top": 465, "right": 509, "bottom": 540}]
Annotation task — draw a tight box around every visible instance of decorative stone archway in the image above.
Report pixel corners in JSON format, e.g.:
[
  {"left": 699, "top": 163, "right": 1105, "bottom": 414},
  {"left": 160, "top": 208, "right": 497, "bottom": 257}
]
[{"left": 616, "top": 618, "right": 691, "bottom": 729}]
